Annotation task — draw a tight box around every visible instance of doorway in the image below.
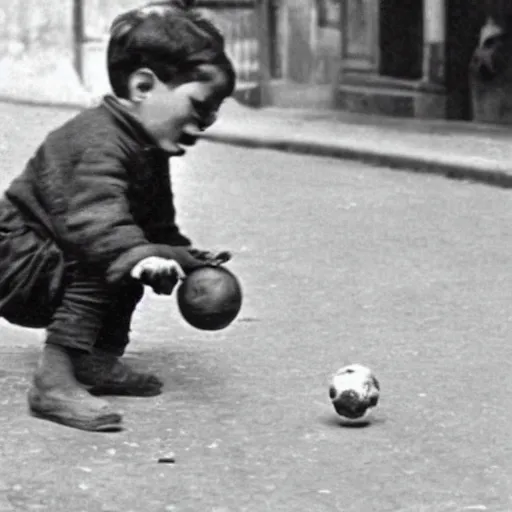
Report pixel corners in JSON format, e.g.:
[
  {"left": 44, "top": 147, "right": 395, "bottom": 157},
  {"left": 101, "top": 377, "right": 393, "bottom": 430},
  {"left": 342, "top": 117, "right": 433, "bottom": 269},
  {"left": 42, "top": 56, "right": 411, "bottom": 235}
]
[
  {"left": 445, "top": 0, "right": 484, "bottom": 119},
  {"left": 379, "top": 0, "right": 423, "bottom": 80}
]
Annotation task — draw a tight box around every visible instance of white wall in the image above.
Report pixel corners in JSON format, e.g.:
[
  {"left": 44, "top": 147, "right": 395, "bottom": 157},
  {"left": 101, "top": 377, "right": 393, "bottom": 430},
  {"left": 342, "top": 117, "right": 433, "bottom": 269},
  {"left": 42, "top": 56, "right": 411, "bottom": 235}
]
[{"left": 0, "top": 0, "right": 91, "bottom": 103}]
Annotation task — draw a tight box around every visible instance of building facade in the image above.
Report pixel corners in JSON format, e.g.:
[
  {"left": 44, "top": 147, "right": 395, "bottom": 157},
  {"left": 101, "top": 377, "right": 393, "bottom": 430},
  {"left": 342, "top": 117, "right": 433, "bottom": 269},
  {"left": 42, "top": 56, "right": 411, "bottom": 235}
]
[
  {"left": 0, "top": 0, "right": 510, "bottom": 121},
  {"left": 337, "top": 0, "right": 487, "bottom": 120},
  {"left": 269, "top": 0, "right": 512, "bottom": 122}
]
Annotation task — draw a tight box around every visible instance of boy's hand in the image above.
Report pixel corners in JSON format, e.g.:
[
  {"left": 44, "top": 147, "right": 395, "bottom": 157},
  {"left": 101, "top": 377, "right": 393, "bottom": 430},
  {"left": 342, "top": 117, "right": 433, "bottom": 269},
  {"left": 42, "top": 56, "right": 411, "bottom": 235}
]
[
  {"left": 186, "top": 248, "right": 232, "bottom": 266},
  {"left": 164, "top": 247, "right": 208, "bottom": 272},
  {"left": 131, "top": 257, "right": 185, "bottom": 295}
]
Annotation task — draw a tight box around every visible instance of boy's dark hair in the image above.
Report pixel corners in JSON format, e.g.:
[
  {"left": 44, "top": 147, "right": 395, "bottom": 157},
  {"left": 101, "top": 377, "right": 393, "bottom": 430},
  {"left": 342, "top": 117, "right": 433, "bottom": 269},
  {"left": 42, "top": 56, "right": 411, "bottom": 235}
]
[{"left": 107, "top": 1, "right": 236, "bottom": 98}]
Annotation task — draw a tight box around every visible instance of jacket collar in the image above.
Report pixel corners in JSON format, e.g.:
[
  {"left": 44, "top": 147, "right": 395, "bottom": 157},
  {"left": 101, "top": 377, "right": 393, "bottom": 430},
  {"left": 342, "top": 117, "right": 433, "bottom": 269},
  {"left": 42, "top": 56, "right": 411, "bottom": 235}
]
[{"left": 101, "top": 95, "right": 169, "bottom": 156}]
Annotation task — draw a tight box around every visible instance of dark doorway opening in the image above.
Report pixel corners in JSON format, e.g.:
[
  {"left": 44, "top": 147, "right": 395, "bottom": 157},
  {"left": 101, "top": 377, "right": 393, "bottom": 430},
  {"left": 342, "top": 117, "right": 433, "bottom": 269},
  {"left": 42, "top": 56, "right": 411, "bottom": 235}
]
[
  {"left": 445, "top": 0, "right": 484, "bottom": 119},
  {"left": 379, "top": 0, "right": 423, "bottom": 79}
]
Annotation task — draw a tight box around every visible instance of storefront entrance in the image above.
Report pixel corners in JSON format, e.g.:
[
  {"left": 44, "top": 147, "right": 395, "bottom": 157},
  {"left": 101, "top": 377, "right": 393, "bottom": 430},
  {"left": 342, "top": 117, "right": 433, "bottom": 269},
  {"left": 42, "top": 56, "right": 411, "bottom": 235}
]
[
  {"left": 379, "top": 0, "right": 423, "bottom": 80},
  {"left": 337, "top": 0, "right": 486, "bottom": 120},
  {"left": 445, "top": 0, "right": 483, "bottom": 119}
]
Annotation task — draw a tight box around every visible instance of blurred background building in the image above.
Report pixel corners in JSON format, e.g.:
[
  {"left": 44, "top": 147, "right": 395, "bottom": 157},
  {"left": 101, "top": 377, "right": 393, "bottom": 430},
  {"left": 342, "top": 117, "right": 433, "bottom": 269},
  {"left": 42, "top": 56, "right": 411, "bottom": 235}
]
[{"left": 0, "top": 0, "right": 511, "bottom": 123}]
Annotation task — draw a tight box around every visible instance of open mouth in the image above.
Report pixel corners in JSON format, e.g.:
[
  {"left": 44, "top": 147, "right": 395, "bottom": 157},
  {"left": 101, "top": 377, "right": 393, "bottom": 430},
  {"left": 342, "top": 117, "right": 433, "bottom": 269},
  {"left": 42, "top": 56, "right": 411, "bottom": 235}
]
[
  {"left": 168, "top": 123, "right": 203, "bottom": 156},
  {"left": 178, "top": 131, "right": 199, "bottom": 146}
]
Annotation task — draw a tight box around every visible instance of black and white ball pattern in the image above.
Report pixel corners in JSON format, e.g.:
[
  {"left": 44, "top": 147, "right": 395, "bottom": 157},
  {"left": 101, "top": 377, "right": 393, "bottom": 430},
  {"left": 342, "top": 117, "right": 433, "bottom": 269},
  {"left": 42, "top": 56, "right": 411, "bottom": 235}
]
[{"left": 329, "top": 364, "right": 380, "bottom": 424}]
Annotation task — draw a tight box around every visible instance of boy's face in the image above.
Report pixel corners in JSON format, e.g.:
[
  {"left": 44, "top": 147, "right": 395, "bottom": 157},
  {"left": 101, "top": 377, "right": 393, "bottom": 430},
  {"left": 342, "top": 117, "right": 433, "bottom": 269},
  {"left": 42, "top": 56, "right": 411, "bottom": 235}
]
[{"left": 131, "top": 64, "right": 231, "bottom": 155}]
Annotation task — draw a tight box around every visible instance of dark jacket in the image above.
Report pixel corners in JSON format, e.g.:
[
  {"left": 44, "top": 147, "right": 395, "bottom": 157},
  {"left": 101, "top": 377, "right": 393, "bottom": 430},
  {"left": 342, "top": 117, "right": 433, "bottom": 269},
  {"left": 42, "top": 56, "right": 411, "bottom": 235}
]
[{"left": 0, "top": 95, "right": 192, "bottom": 326}]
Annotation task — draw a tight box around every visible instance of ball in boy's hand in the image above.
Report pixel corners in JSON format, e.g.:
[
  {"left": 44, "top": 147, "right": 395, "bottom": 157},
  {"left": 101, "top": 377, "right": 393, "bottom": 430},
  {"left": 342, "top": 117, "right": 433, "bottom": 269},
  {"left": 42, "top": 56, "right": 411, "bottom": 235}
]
[{"left": 177, "top": 265, "right": 242, "bottom": 330}]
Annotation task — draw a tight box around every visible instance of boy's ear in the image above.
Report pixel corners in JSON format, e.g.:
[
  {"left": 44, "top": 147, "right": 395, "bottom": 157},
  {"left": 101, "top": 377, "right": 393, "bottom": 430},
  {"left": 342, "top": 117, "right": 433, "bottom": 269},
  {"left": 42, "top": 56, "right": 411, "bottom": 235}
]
[{"left": 128, "top": 69, "right": 157, "bottom": 102}]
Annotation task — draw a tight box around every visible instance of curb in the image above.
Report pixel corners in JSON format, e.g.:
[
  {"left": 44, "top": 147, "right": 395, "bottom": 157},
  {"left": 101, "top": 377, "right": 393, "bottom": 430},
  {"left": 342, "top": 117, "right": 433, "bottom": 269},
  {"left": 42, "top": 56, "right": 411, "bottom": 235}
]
[
  {"left": 1, "top": 96, "right": 510, "bottom": 189},
  {"left": 0, "top": 95, "right": 91, "bottom": 111},
  {"left": 201, "top": 130, "right": 512, "bottom": 189}
]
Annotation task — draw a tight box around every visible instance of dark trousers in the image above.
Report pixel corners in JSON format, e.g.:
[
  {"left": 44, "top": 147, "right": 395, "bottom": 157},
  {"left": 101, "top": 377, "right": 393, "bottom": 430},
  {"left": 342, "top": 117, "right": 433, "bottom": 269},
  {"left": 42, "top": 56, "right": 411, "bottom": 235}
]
[
  {"left": 0, "top": 198, "right": 143, "bottom": 351},
  {"left": 46, "top": 264, "right": 144, "bottom": 356}
]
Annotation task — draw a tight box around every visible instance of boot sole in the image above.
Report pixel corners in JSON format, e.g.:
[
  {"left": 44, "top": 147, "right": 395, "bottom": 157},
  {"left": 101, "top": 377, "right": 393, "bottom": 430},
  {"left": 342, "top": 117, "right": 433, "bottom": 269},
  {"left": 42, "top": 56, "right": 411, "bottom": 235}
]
[
  {"left": 27, "top": 387, "right": 123, "bottom": 432},
  {"left": 87, "top": 384, "right": 163, "bottom": 397},
  {"left": 29, "top": 407, "right": 123, "bottom": 432}
]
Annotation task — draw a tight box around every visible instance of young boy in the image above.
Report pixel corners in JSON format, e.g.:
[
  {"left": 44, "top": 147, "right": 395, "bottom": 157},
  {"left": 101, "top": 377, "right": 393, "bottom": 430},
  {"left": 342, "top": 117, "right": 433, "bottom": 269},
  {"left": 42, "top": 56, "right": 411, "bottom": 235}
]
[{"left": 0, "top": 1, "right": 236, "bottom": 431}]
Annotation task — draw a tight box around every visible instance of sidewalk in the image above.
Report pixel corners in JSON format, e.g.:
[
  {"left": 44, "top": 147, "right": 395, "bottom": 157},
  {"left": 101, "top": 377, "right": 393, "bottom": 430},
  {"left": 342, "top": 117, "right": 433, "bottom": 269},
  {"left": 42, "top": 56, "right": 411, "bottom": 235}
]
[
  {"left": 1, "top": 93, "right": 512, "bottom": 187},
  {"left": 205, "top": 99, "right": 512, "bottom": 188}
]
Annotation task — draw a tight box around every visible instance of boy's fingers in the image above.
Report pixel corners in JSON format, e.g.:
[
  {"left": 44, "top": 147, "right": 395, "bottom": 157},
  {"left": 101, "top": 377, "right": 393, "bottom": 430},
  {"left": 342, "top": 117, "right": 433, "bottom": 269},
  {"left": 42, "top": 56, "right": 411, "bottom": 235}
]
[
  {"left": 153, "top": 272, "right": 179, "bottom": 295},
  {"left": 186, "top": 249, "right": 232, "bottom": 266},
  {"left": 152, "top": 259, "right": 185, "bottom": 279},
  {"left": 137, "top": 260, "right": 185, "bottom": 294},
  {"left": 157, "top": 265, "right": 183, "bottom": 294},
  {"left": 186, "top": 248, "right": 212, "bottom": 261},
  {"left": 206, "top": 251, "right": 232, "bottom": 266},
  {"left": 139, "top": 268, "right": 153, "bottom": 285},
  {"left": 213, "top": 251, "right": 232, "bottom": 264},
  {"left": 168, "top": 261, "right": 186, "bottom": 280}
]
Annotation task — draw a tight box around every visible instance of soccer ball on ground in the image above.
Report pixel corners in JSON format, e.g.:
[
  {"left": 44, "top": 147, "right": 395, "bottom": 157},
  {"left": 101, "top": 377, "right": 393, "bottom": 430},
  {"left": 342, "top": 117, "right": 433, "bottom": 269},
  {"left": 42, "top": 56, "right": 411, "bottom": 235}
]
[{"left": 329, "top": 364, "right": 380, "bottom": 425}]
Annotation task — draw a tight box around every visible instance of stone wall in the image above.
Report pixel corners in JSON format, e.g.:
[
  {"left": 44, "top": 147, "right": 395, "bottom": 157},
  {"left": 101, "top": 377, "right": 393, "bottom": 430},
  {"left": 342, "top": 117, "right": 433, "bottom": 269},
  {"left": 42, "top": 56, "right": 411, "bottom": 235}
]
[
  {"left": 0, "top": 0, "right": 261, "bottom": 104},
  {"left": 0, "top": 0, "right": 342, "bottom": 107},
  {"left": 81, "top": 1, "right": 261, "bottom": 98},
  {"left": 278, "top": 0, "right": 340, "bottom": 85},
  {"left": 0, "top": 0, "right": 92, "bottom": 104}
]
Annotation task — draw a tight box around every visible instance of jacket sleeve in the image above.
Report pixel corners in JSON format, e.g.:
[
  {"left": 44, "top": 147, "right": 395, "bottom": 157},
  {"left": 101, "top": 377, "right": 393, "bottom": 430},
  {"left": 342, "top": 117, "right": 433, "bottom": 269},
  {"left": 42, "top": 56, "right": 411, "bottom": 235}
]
[
  {"left": 144, "top": 156, "right": 192, "bottom": 246},
  {"left": 148, "top": 199, "right": 192, "bottom": 246},
  {"left": 49, "top": 144, "right": 180, "bottom": 283},
  {"left": 151, "top": 224, "right": 192, "bottom": 247}
]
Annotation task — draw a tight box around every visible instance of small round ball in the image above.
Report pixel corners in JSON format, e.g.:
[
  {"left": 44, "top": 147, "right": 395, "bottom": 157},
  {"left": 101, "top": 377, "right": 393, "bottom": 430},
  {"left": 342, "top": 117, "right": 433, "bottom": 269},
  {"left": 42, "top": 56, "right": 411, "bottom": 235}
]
[
  {"left": 177, "top": 265, "right": 242, "bottom": 331},
  {"left": 329, "top": 364, "right": 380, "bottom": 425}
]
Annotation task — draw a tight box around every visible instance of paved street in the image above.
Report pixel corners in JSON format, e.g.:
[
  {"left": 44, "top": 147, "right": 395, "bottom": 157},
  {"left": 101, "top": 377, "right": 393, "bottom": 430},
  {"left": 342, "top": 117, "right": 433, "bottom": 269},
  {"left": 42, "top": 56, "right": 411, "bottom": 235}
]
[{"left": 0, "top": 103, "right": 511, "bottom": 511}]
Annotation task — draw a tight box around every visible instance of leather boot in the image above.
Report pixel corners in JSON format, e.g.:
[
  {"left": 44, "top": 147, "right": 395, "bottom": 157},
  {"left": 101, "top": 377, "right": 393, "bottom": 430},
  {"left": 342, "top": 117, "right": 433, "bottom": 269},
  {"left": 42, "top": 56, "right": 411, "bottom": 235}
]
[
  {"left": 28, "top": 344, "right": 123, "bottom": 432},
  {"left": 72, "top": 349, "right": 163, "bottom": 397}
]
